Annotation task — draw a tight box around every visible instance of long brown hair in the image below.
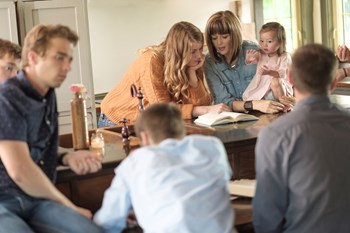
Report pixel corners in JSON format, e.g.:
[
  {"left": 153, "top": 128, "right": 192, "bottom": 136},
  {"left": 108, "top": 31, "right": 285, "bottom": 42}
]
[{"left": 205, "top": 11, "right": 242, "bottom": 64}]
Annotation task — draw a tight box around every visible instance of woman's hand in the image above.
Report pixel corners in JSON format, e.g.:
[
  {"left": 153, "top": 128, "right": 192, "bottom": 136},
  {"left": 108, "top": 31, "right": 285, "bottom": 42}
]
[
  {"left": 253, "top": 100, "right": 285, "bottom": 113},
  {"left": 279, "top": 95, "right": 295, "bottom": 112},
  {"left": 187, "top": 54, "right": 205, "bottom": 73},
  {"left": 192, "top": 103, "right": 231, "bottom": 117},
  {"left": 206, "top": 103, "right": 231, "bottom": 114},
  {"left": 336, "top": 45, "right": 350, "bottom": 62}
]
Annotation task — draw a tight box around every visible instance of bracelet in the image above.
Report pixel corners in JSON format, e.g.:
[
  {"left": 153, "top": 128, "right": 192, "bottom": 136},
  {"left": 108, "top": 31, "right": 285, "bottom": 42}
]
[
  {"left": 343, "top": 68, "right": 348, "bottom": 77},
  {"left": 57, "top": 152, "right": 68, "bottom": 166}
]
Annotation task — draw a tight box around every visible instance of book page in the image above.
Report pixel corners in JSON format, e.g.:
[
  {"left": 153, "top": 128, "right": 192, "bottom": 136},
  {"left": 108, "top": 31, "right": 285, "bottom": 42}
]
[
  {"left": 220, "top": 112, "right": 259, "bottom": 122},
  {"left": 220, "top": 112, "right": 246, "bottom": 119},
  {"left": 194, "top": 113, "right": 233, "bottom": 126}
]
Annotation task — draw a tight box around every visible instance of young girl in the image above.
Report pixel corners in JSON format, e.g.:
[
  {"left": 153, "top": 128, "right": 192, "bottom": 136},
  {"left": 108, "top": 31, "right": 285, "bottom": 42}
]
[{"left": 243, "top": 22, "right": 293, "bottom": 101}]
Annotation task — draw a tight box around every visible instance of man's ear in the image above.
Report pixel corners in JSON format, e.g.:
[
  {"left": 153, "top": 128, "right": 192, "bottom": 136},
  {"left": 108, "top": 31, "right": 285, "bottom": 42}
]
[
  {"left": 139, "top": 131, "right": 153, "bottom": 146},
  {"left": 27, "top": 51, "right": 38, "bottom": 66}
]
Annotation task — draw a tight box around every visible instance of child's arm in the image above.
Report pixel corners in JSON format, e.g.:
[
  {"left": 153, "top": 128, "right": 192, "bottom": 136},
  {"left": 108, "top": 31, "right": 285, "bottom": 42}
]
[
  {"left": 277, "top": 53, "right": 292, "bottom": 80},
  {"left": 245, "top": 49, "right": 260, "bottom": 64}
]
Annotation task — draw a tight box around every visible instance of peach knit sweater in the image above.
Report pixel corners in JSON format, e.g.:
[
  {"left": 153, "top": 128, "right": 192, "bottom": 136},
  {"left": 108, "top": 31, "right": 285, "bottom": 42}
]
[{"left": 100, "top": 50, "right": 212, "bottom": 124}]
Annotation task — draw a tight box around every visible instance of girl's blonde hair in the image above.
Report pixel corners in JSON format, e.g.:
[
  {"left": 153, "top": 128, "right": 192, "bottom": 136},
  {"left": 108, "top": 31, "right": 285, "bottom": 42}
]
[
  {"left": 143, "top": 21, "right": 204, "bottom": 100},
  {"left": 260, "top": 22, "right": 286, "bottom": 55},
  {"left": 205, "top": 10, "right": 242, "bottom": 64}
]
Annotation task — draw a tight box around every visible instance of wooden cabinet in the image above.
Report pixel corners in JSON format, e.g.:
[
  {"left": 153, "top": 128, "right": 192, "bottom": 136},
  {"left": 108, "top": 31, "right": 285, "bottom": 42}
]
[
  {"left": 0, "top": 0, "right": 96, "bottom": 134},
  {"left": 0, "top": 1, "right": 19, "bottom": 43},
  {"left": 57, "top": 168, "right": 115, "bottom": 213},
  {"left": 225, "top": 139, "right": 256, "bottom": 180}
]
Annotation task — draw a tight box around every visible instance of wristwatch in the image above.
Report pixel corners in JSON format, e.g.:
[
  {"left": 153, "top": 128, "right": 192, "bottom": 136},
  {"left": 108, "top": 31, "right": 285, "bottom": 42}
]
[{"left": 244, "top": 101, "right": 253, "bottom": 111}]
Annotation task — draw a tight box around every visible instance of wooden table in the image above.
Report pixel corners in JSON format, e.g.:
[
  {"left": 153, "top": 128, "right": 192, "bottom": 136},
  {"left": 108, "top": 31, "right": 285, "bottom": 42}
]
[
  {"left": 57, "top": 129, "right": 138, "bottom": 212},
  {"left": 329, "top": 94, "right": 350, "bottom": 109},
  {"left": 333, "top": 77, "right": 350, "bottom": 95},
  {"left": 56, "top": 112, "right": 279, "bottom": 231}
]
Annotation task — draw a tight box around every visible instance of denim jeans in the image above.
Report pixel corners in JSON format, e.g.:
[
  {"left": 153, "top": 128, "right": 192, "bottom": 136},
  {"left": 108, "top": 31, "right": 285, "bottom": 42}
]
[
  {"left": 98, "top": 113, "right": 117, "bottom": 128},
  {"left": 0, "top": 194, "right": 104, "bottom": 233}
]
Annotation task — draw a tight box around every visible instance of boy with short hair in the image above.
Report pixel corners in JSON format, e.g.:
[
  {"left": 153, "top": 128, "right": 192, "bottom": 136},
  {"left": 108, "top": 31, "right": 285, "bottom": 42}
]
[
  {"left": 0, "top": 38, "right": 21, "bottom": 83},
  {"left": 95, "top": 103, "right": 236, "bottom": 233}
]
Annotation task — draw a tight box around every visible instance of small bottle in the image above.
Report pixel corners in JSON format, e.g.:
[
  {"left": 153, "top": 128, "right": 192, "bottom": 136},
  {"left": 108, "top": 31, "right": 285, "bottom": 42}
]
[{"left": 90, "top": 130, "right": 105, "bottom": 157}]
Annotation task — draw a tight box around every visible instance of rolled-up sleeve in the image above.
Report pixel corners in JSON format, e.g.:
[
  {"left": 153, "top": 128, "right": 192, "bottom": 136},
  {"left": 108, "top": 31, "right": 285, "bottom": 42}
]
[{"left": 94, "top": 164, "right": 132, "bottom": 233}]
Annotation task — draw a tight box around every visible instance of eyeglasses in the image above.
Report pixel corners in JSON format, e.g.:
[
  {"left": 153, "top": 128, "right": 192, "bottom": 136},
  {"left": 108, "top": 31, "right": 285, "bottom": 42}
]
[{"left": 0, "top": 65, "right": 18, "bottom": 73}]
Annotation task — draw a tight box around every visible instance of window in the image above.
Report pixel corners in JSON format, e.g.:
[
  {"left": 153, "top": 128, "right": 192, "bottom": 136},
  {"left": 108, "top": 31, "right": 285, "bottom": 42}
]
[
  {"left": 261, "top": 0, "right": 297, "bottom": 52},
  {"left": 336, "top": 0, "right": 350, "bottom": 47}
]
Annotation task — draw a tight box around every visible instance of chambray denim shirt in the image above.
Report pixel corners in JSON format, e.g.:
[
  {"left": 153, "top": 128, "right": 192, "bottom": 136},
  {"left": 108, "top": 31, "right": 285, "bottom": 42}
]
[
  {"left": 0, "top": 70, "right": 58, "bottom": 197},
  {"left": 204, "top": 41, "right": 259, "bottom": 108},
  {"left": 253, "top": 95, "right": 350, "bottom": 233},
  {"left": 94, "top": 135, "right": 236, "bottom": 233}
]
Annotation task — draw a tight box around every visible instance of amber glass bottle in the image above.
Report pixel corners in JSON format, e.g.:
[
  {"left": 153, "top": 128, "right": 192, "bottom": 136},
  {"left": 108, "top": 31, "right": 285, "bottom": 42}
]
[{"left": 71, "top": 93, "right": 89, "bottom": 150}]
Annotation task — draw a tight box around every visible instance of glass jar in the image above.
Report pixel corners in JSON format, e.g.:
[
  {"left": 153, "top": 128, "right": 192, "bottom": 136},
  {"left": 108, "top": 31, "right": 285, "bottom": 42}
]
[{"left": 90, "top": 130, "right": 105, "bottom": 157}]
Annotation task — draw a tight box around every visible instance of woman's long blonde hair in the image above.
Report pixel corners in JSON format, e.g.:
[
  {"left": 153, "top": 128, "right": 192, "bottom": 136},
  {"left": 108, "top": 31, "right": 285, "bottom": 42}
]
[{"left": 145, "top": 22, "right": 204, "bottom": 100}]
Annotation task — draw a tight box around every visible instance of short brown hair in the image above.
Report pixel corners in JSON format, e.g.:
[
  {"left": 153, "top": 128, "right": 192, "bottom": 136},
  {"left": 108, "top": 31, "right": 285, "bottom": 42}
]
[
  {"left": 0, "top": 39, "right": 21, "bottom": 59},
  {"left": 135, "top": 103, "right": 185, "bottom": 144},
  {"left": 292, "top": 44, "right": 337, "bottom": 95},
  {"left": 21, "top": 24, "right": 79, "bottom": 68}
]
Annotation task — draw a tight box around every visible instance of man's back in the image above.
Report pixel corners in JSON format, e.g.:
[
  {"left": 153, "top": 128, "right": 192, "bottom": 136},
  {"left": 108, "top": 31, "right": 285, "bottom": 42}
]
[
  {"left": 95, "top": 135, "right": 235, "bottom": 233},
  {"left": 253, "top": 95, "right": 350, "bottom": 233}
]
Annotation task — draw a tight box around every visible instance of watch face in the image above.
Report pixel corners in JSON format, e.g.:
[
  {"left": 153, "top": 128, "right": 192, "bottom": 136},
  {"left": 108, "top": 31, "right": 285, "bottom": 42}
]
[{"left": 244, "top": 101, "right": 253, "bottom": 111}]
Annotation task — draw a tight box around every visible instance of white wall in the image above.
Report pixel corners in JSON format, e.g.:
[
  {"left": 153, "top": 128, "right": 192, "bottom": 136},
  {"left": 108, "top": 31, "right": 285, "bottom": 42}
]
[{"left": 87, "top": 0, "right": 233, "bottom": 94}]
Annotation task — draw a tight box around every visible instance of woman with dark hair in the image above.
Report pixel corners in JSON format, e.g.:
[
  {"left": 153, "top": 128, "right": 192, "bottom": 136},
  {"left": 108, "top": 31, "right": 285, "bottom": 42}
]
[{"left": 204, "top": 11, "right": 287, "bottom": 113}]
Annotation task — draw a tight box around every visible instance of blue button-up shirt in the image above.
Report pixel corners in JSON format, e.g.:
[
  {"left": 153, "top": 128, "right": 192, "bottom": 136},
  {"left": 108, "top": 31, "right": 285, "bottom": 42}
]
[
  {"left": 94, "top": 135, "right": 236, "bottom": 233},
  {"left": 253, "top": 95, "right": 350, "bottom": 233},
  {"left": 0, "top": 70, "right": 58, "bottom": 197},
  {"left": 204, "top": 41, "right": 258, "bottom": 108}
]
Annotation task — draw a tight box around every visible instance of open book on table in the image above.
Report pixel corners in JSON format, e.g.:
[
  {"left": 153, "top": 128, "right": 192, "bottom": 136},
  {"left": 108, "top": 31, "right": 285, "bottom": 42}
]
[{"left": 194, "top": 112, "right": 259, "bottom": 126}]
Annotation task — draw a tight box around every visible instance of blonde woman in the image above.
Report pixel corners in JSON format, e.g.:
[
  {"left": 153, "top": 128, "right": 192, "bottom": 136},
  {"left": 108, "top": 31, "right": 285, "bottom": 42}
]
[{"left": 99, "top": 21, "right": 230, "bottom": 127}]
